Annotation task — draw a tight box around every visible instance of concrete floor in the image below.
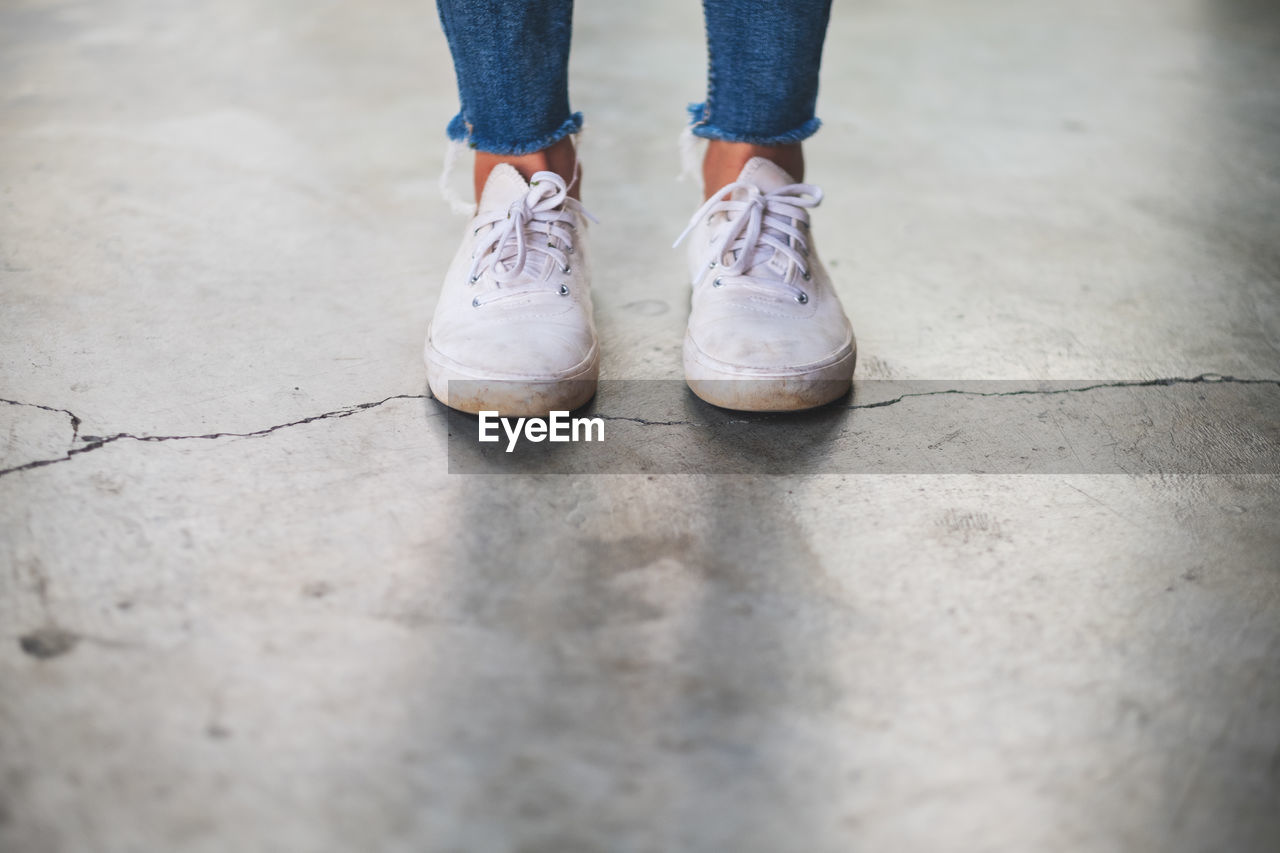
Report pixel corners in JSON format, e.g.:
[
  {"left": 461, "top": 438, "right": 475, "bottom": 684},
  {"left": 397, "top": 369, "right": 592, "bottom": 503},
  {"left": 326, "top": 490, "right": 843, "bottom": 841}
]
[{"left": 2, "top": 0, "right": 1279, "bottom": 850}]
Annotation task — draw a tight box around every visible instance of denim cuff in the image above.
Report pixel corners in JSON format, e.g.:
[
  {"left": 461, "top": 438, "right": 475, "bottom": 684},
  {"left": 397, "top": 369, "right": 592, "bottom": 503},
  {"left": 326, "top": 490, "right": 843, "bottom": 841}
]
[
  {"left": 446, "top": 112, "right": 584, "bottom": 156},
  {"left": 685, "top": 102, "right": 821, "bottom": 145}
]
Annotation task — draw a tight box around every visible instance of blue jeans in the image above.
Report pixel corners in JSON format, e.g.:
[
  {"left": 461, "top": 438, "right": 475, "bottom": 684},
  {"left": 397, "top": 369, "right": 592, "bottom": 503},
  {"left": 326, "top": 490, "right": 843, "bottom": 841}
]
[{"left": 437, "top": 0, "right": 833, "bottom": 155}]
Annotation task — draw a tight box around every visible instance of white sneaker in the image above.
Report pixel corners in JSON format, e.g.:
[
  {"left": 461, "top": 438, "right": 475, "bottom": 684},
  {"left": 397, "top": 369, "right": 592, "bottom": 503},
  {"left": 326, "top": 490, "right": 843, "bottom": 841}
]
[
  {"left": 425, "top": 165, "right": 598, "bottom": 416},
  {"left": 675, "top": 157, "right": 856, "bottom": 411}
]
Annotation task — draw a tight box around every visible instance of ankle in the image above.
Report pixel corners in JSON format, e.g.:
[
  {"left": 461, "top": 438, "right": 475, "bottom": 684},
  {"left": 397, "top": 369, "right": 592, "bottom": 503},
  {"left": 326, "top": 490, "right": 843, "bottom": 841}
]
[
  {"left": 474, "top": 136, "right": 579, "bottom": 201},
  {"left": 702, "top": 141, "right": 804, "bottom": 198}
]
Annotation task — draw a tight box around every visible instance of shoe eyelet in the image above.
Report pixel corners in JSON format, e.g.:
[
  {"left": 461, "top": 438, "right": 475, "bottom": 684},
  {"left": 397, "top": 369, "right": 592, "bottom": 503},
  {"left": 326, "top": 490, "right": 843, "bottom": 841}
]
[
  {"left": 468, "top": 274, "right": 479, "bottom": 284},
  {"left": 796, "top": 291, "right": 809, "bottom": 304},
  {"left": 471, "top": 296, "right": 481, "bottom": 307},
  {"left": 559, "top": 284, "right": 570, "bottom": 296},
  {"left": 708, "top": 260, "right": 717, "bottom": 269},
  {"left": 712, "top": 277, "right": 724, "bottom": 288},
  {"left": 802, "top": 270, "right": 812, "bottom": 281},
  {"left": 562, "top": 264, "right": 571, "bottom": 274}
]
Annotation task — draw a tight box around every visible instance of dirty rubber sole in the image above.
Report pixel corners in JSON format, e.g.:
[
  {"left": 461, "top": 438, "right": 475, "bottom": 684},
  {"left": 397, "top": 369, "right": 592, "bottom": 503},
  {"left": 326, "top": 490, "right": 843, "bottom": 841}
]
[
  {"left": 425, "top": 341, "right": 599, "bottom": 418},
  {"left": 683, "top": 333, "right": 856, "bottom": 412}
]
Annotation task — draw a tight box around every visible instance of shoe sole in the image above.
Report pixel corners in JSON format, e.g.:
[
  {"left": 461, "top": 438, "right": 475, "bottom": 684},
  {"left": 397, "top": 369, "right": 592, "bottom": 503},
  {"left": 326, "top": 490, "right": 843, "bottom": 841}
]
[
  {"left": 683, "top": 332, "right": 856, "bottom": 412},
  {"left": 424, "top": 339, "right": 599, "bottom": 417}
]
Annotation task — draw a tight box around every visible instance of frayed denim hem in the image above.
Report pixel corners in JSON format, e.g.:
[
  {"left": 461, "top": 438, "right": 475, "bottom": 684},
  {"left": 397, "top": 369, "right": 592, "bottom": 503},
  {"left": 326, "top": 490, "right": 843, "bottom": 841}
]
[
  {"left": 685, "top": 102, "right": 821, "bottom": 145},
  {"left": 446, "top": 112, "right": 583, "bottom": 155}
]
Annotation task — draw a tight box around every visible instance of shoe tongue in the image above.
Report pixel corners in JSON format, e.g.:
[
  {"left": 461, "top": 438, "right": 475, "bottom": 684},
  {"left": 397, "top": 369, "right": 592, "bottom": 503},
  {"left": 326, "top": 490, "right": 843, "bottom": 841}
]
[
  {"left": 727, "top": 157, "right": 798, "bottom": 276},
  {"left": 734, "top": 156, "right": 795, "bottom": 196},
  {"left": 478, "top": 163, "right": 530, "bottom": 212}
]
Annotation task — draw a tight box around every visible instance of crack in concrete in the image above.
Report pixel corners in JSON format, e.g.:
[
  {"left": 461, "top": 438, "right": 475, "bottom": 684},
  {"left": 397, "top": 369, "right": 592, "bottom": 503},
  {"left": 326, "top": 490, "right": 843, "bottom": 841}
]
[
  {"left": 841, "top": 374, "right": 1279, "bottom": 411},
  {"left": 1, "top": 394, "right": 431, "bottom": 478},
  {"left": 596, "top": 375, "right": 1278, "bottom": 425},
  {"left": 2, "top": 398, "right": 82, "bottom": 441},
  {"left": 597, "top": 415, "right": 701, "bottom": 427},
  {"left": 2, "top": 375, "right": 1275, "bottom": 479}
]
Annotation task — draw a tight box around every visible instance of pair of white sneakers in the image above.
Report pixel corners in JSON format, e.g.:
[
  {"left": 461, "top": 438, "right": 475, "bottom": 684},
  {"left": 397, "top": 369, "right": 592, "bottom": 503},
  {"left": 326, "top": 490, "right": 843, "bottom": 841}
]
[{"left": 424, "top": 157, "right": 856, "bottom": 415}]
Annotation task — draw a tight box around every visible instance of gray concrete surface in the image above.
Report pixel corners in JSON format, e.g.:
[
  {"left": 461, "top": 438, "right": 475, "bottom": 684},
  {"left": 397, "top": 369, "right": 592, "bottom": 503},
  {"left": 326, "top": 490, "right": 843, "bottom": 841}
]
[{"left": 2, "top": 0, "right": 1279, "bottom": 851}]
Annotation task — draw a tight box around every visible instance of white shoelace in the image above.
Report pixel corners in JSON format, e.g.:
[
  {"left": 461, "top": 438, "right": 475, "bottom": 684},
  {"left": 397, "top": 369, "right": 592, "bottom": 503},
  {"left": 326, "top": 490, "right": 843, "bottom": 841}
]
[
  {"left": 468, "top": 171, "right": 594, "bottom": 308},
  {"left": 674, "top": 180, "right": 823, "bottom": 303}
]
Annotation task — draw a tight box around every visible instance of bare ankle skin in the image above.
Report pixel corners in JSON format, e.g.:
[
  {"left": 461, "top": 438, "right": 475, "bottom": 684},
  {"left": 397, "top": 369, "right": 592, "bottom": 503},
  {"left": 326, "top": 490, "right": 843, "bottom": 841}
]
[
  {"left": 702, "top": 141, "right": 804, "bottom": 199},
  {"left": 474, "top": 136, "right": 580, "bottom": 201}
]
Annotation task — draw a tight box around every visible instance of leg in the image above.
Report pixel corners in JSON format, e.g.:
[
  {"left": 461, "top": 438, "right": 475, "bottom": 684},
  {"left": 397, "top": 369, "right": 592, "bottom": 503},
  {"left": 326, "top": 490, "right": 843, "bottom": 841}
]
[
  {"left": 703, "top": 141, "right": 803, "bottom": 197},
  {"left": 436, "top": 0, "right": 581, "bottom": 199},
  {"left": 695, "top": 0, "right": 832, "bottom": 195},
  {"left": 474, "top": 137, "right": 579, "bottom": 201},
  {"left": 426, "top": 0, "right": 597, "bottom": 416},
  {"left": 675, "top": 0, "right": 853, "bottom": 412}
]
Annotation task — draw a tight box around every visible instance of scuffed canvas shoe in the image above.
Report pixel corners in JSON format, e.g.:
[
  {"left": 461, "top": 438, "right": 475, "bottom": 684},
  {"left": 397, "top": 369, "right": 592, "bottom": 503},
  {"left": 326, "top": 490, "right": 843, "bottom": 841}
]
[
  {"left": 425, "top": 165, "right": 598, "bottom": 416},
  {"left": 674, "top": 157, "right": 856, "bottom": 412}
]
